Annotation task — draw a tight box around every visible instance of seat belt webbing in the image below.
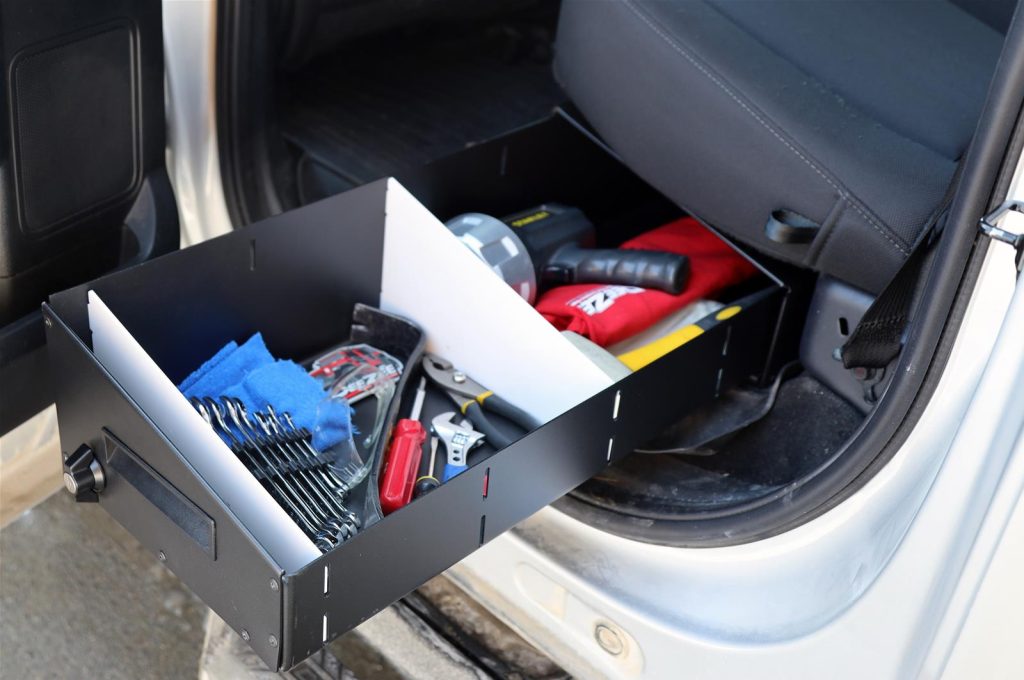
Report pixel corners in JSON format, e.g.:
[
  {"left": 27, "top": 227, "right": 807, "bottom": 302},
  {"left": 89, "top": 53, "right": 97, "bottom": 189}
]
[{"left": 839, "top": 157, "right": 966, "bottom": 371}]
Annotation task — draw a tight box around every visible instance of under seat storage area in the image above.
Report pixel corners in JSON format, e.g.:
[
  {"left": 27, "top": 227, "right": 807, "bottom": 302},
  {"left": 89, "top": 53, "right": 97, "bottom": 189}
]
[{"left": 44, "top": 114, "right": 785, "bottom": 670}]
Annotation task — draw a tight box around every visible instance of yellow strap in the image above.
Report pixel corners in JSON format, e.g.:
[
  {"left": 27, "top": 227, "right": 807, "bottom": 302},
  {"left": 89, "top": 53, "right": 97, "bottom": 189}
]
[
  {"left": 414, "top": 475, "right": 437, "bottom": 484},
  {"left": 715, "top": 305, "right": 742, "bottom": 321},
  {"left": 459, "top": 399, "right": 474, "bottom": 415},
  {"left": 476, "top": 390, "right": 494, "bottom": 404},
  {"left": 617, "top": 324, "right": 704, "bottom": 371}
]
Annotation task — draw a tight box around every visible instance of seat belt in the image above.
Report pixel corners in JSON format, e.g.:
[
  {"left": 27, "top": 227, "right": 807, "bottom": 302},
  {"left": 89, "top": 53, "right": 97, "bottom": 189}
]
[{"left": 839, "top": 158, "right": 966, "bottom": 383}]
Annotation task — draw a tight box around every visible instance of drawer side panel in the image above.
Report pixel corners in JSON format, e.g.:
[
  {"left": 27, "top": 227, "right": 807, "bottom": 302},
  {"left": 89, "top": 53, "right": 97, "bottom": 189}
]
[{"left": 44, "top": 307, "right": 286, "bottom": 670}]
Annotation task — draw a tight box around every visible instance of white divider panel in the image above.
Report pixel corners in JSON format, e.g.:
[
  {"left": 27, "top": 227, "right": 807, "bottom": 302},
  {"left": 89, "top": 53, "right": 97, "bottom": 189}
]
[
  {"left": 380, "top": 179, "right": 614, "bottom": 424},
  {"left": 87, "top": 291, "right": 320, "bottom": 571}
]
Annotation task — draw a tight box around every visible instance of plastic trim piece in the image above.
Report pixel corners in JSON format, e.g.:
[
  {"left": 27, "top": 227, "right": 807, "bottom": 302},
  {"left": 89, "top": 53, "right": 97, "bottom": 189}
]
[{"left": 764, "top": 210, "right": 820, "bottom": 245}]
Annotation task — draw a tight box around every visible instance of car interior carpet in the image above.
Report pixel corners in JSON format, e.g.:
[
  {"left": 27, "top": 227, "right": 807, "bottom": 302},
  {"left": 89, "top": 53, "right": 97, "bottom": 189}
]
[
  {"left": 568, "top": 374, "right": 864, "bottom": 515},
  {"left": 280, "top": 20, "right": 564, "bottom": 203}
]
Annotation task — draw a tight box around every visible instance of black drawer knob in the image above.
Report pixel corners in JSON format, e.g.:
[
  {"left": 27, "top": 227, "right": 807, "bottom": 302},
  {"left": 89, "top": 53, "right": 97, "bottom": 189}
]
[{"left": 63, "top": 444, "right": 105, "bottom": 503}]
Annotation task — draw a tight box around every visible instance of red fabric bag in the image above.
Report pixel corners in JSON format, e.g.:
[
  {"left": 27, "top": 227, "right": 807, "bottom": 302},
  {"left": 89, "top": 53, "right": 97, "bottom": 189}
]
[{"left": 535, "top": 217, "right": 757, "bottom": 347}]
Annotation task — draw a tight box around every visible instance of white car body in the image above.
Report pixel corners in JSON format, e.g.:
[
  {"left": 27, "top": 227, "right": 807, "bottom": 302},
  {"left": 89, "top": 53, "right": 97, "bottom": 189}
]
[{"left": 163, "top": 2, "right": 1024, "bottom": 677}]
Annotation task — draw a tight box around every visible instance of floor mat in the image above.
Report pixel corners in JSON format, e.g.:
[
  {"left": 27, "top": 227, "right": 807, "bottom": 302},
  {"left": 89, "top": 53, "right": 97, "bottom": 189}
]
[
  {"left": 566, "top": 374, "right": 864, "bottom": 519},
  {"left": 280, "top": 18, "right": 564, "bottom": 203},
  {"left": 685, "top": 373, "right": 864, "bottom": 486}
]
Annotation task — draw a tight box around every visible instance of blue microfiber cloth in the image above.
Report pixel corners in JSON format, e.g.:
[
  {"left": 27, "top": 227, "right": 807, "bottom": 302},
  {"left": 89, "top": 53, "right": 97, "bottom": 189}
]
[
  {"left": 178, "top": 340, "right": 239, "bottom": 393},
  {"left": 223, "top": 360, "right": 353, "bottom": 451},
  {"left": 179, "top": 333, "right": 354, "bottom": 451},
  {"left": 183, "top": 333, "right": 275, "bottom": 400}
]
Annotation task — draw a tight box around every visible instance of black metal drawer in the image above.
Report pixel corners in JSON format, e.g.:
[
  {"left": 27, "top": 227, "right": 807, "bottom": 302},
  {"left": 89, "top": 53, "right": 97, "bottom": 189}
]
[{"left": 43, "top": 114, "right": 785, "bottom": 670}]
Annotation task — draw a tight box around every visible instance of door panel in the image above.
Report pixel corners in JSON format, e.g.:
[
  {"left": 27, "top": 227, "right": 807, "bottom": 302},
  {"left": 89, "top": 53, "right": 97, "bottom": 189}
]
[{"left": 0, "top": 0, "right": 177, "bottom": 434}]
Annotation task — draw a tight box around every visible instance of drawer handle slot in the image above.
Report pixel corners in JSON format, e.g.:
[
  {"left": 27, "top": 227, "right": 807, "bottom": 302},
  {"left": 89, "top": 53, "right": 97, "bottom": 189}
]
[{"left": 103, "top": 431, "right": 216, "bottom": 559}]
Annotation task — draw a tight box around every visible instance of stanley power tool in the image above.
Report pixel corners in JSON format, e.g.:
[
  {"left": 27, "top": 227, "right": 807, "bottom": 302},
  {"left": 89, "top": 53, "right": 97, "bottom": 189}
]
[{"left": 446, "top": 204, "right": 690, "bottom": 304}]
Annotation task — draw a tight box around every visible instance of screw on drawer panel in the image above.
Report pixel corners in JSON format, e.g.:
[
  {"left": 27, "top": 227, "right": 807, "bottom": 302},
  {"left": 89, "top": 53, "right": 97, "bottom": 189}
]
[
  {"left": 157, "top": 551, "right": 167, "bottom": 562},
  {"left": 269, "top": 579, "right": 279, "bottom": 592},
  {"left": 44, "top": 317, "right": 52, "bottom": 328},
  {"left": 594, "top": 624, "right": 624, "bottom": 656},
  {"left": 269, "top": 635, "right": 278, "bottom": 648},
  {"left": 240, "top": 630, "right": 250, "bottom": 642}
]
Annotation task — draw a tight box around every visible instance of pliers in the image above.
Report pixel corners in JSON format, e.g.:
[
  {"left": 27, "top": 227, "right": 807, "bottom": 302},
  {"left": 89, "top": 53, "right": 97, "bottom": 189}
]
[{"left": 422, "top": 353, "right": 542, "bottom": 451}]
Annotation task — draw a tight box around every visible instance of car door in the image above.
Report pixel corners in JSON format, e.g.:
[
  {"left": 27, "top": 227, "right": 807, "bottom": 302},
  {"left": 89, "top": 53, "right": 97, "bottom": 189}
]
[{"left": 0, "top": 0, "right": 177, "bottom": 435}]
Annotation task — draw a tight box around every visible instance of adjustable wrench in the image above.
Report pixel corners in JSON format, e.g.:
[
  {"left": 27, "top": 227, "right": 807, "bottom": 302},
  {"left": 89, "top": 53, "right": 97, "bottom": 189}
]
[{"left": 432, "top": 412, "right": 485, "bottom": 482}]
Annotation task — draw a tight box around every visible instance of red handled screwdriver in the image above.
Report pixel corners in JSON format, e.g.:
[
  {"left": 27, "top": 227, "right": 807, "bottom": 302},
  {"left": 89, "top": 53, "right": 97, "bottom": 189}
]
[{"left": 379, "top": 377, "right": 427, "bottom": 515}]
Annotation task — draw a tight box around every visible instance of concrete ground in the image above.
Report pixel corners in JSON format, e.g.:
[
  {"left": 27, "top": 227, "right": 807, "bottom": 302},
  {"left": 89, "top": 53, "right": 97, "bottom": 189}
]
[
  {"left": 1, "top": 494, "right": 470, "bottom": 679},
  {"left": 1, "top": 492, "right": 477, "bottom": 680},
  {"left": 0, "top": 495, "right": 562, "bottom": 680},
  {"left": 0, "top": 411, "right": 562, "bottom": 680},
  {"left": 0, "top": 493, "right": 209, "bottom": 679}
]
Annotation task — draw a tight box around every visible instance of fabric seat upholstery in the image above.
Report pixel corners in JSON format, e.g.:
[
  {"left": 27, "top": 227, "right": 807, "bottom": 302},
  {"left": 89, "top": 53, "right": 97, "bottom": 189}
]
[{"left": 555, "top": 0, "right": 1010, "bottom": 292}]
